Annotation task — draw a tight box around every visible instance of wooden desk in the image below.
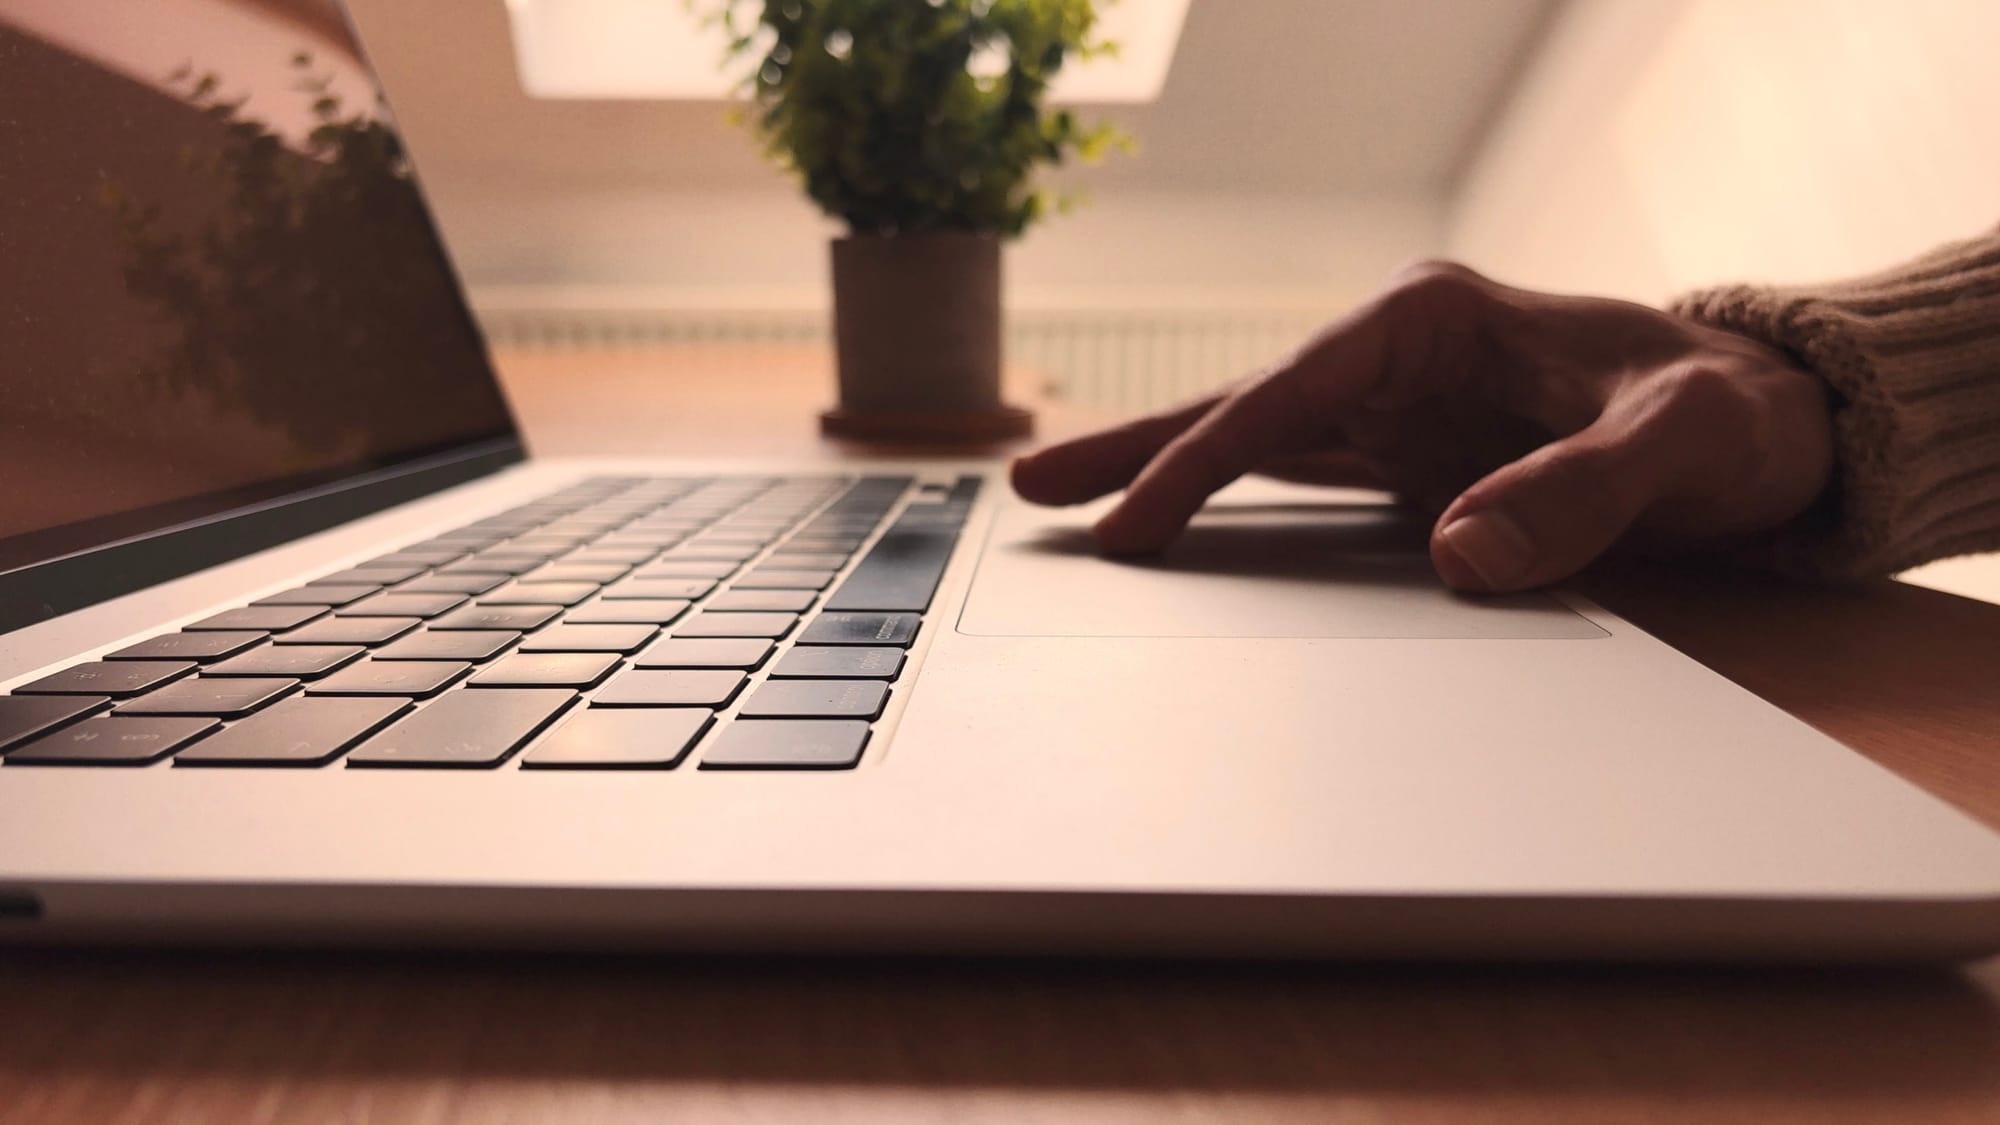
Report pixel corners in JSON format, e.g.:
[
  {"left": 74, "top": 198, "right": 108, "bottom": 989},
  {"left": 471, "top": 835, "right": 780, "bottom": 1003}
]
[{"left": 5, "top": 346, "right": 1999, "bottom": 1125}]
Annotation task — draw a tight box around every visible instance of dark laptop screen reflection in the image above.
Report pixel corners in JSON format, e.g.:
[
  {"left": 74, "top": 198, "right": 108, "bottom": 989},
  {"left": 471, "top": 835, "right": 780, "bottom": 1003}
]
[{"left": 0, "top": 3, "right": 512, "bottom": 574}]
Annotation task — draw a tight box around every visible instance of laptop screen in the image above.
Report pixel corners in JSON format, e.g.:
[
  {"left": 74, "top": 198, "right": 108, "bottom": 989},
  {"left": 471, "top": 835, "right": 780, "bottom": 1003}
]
[{"left": 0, "top": 1, "right": 516, "bottom": 577}]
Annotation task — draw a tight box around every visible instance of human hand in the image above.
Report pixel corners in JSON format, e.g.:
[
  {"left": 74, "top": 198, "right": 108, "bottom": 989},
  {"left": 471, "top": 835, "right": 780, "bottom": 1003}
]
[{"left": 1010, "top": 262, "right": 1836, "bottom": 592}]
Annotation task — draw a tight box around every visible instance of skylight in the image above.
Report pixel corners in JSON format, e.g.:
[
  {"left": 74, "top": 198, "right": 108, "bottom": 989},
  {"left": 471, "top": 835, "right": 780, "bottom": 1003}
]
[{"left": 502, "top": 0, "right": 1191, "bottom": 104}]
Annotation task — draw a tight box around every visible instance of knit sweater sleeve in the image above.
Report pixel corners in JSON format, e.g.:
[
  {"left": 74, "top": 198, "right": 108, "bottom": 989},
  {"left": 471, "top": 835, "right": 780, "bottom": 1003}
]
[{"left": 1670, "top": 225, "right": 2000, "bottom": 580}]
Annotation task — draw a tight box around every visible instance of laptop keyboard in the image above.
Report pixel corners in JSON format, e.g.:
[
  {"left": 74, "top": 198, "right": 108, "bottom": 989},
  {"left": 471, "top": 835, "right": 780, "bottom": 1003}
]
[{"left": 0, "top": 474, "right": 976, "bottom": 771}]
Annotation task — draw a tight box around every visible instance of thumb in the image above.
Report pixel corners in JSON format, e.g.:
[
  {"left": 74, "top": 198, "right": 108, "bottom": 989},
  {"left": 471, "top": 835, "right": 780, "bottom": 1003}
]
[{"left": 1430, "top": 422, "right": 1666, "bottom": 593}]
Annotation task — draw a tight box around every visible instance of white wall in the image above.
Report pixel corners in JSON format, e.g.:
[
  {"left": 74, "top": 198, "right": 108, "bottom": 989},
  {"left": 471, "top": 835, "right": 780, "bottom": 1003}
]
[
  {"left": 342, "top": 0, "right": 1548, "bottom": 407},
  {"left": 1449, "top": 0, "right": 2000, "bottom": 601},
  {"left": 447, "top": 185, "right": 1440, "bottom": 310},
  {"left": 1452, "top": 0, "right": 2000, "bottom": 300},
  {"left": 345, "top": 0, "right": 1562, "bottom": 310}
]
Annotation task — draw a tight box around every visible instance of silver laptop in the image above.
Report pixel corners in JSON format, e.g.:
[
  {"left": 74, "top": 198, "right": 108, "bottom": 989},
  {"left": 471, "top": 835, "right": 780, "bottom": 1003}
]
[{"left": 3, "top": 2, "right": 1997, "bottom": 961}]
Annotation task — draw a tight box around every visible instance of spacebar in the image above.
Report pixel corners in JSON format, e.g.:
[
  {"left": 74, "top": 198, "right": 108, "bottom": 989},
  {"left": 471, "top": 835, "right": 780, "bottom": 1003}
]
[{"left": 823, "top": 509, "right": 963, "bottom": 613}]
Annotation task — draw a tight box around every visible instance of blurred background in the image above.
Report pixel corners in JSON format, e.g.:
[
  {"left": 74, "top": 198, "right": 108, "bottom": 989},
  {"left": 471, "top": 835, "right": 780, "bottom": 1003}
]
[{"left": 341, "top": 0, "right": 1998, "bottom": 597}]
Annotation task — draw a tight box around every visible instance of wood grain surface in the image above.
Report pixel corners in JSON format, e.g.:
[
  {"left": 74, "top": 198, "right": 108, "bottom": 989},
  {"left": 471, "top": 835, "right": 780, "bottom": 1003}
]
[{"left": 4, "top": 345, "right": 1997, "bottom": 1125}]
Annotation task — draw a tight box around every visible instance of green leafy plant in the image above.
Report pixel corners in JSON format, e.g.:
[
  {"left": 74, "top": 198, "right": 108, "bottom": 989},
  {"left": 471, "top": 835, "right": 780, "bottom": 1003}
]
[{"left": 707, "top": 0, "right": 1130, "bottom": 238}]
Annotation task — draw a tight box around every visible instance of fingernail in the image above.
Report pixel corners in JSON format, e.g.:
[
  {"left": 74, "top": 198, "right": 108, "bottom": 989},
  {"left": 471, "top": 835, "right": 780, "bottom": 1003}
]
[{"left": 1439, "top": 511, "right": 1535, "bottom": 589}]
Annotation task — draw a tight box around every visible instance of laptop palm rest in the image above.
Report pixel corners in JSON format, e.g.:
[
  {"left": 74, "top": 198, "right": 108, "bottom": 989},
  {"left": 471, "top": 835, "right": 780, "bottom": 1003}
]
[{"left": 958, "top": 484, "right": 1606, "bottom": 640}]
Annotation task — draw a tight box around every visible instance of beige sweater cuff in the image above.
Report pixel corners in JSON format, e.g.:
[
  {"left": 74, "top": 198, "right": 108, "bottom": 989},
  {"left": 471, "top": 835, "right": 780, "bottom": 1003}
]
[{"left": 1670, "top": 226, "right": 2000, "bottom": 580}]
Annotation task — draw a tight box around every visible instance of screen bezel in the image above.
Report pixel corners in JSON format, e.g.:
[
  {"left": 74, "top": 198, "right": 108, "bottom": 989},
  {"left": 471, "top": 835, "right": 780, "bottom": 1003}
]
[
  {"left": 0, "top": 1, "right": 529, "bottom": 633},
  {"left": 0, "top": 437, "right": 524, "bottom": 636}
]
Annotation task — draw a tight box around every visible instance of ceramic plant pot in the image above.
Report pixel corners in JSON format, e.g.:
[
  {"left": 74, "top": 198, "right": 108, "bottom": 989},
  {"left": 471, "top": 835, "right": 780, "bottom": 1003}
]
[{"left": 822, "top": 231, "right": 1033, "bottom": 444}]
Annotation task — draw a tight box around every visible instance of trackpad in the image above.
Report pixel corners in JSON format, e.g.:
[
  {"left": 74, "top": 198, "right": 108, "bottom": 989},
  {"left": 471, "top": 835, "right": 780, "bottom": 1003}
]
[{"left": 958, "top": 482, "right": 1605, "bottom": 639}]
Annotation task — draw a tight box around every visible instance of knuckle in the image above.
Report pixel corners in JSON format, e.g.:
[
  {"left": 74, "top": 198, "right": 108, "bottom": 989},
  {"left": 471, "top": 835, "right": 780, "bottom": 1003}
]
[
  {"left": 1376, "top": 260, "right": 1495, "bottom": 342},
  {"left": 1392, "top": 257, "right": 1480, "bottom": 286},
  {"left": 1655, "top": 362, "right": 1754, "bottom": 419},
  {"left": 1644, "top": 362, "right": 1770, "bottom": 486},
  {"left": 1383, "top": 259, "right": 1487, "bottom": 310}
]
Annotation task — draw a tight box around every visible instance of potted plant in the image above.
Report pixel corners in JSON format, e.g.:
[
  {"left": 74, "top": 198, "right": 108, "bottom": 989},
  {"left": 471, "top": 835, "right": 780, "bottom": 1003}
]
[{"left": 710, "top": 0, "right": 1126, "bottom": 442}]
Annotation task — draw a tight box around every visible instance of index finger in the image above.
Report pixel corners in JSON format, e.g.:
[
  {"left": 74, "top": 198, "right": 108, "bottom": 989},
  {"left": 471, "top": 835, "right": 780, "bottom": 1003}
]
[
  {"left": 1010, "top": 393, "right": 1224, "bottom": 507},
  {"left": 1091, "top": 315, "right": 1393, "bottom": 554}
]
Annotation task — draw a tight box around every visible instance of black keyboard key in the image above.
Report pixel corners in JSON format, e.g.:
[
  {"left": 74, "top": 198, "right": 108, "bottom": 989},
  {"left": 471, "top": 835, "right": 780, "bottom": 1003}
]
[
  {"left": 823, "top": 510, "right": 962, "bottom": 613},
  {"left": 739, "top": 680, "right": 889, "bottom": 719},
  {"left": 592, "top": 669, "right": 746, "bottom": 707},
  {"left": 368, "top": 547, "right": 468, "bottom": 566},
  {"left": 622, "top": 519, "right": 702, "bottom": 534},
  {"left": 277, "top": 616, "right": 421, "bottom": 645},
  {"left": 798, "top": 612, "right": 922, "bottom": 647},
  {"left": 522, "top": 563, "right": 632, "bottom": 585},
  {"left": 325, "top": 563, "right": 424, "bottom": 584},
  {"left": 770, "top": 646, "right": 906, "bottom": 680},
  {"left": 705, "top": 589, "right": 817, "bottom": 613},
  {"left": 105, "top": 631, "right": 264, "bottom": 662},
  {"left": 782, "top": 537, "right": 866, "bottom": 553},
  {"left": 482, "top": 582, "right": 598, "bottom": 607},
  {"left": 438, "top": 554, "right": 546, "bottom": 576},
  {"left": 337, "top": 592, "right": 467, "bottom": 618},
  {"left": 303, "top": 570, "right": 391, "bottom": 590},
  {"left": 734, "top": 568, "right": 836, "bottom": 590},
  {"left": 672, "top": 611, "right": 798, "bottom": 639},
  {"left": 508, "top": 535, "right": 593, "bottom": 552},
  {"left": 6, "top": 716, "right": 218, "bottom": 766},
  {"left": 562, "top": 598, "right": 691, "bottom": 625},
  {"left": 517, "top": 624, "right": 658, "bottom": 654},
  {"left": 520, "top": 708, "right": 712, "bottom": 769},
  {"left": 421, "top": 531, "right": 507, "bottom": 548},
  {"left": 802, "top": 518, "right": 873, "bottom": 533},
  {"left": 252, "top": 584, "right": 377, "bottom": 607},
  {"left": 561, "top": 544, "right": 662, "bottom": 565},
  {"left": 824, "top": 476, "right": 911, "bottom": 514},
  {"left": 374, "top": 630, "right": 518, "bottom": 661},
  {"left": 633, "top": 559, "right": 740, "bottom": 580},
  {"left": 765, "top": 552, "right": 850, "bottom": 570},
  {"left": 543, "top": 515, "right": 632, "bottom": 532},
  {"left": 308, "top": 660, "right": 469, "bottom": 697},
  {"left": 347, "top": 688, "right": 575, "bottom": 768},
  {"left": 601, "top": 577, "right": 716, "bottom": 600},
  {"left": 14, "top": 660, "right": 193, "bottom": 697},
  {"left": 596, "top": 534, "right": 687, "bottom": 552},
  {"left": 468, "top": 652, "right": 620, "bottom": 689},
  {"left": 698, "top": 720, "right": 870, "bottom": 771},
  {"left": 115, "top": 676, "right": 297, "bottom": 717},
  {"left": 661, "top": 543, "right": 762, "bottom": 561},
  {"left": 395, "top": 573, "right": 508, "bottom": 596},
  {"left": 632, "top": 638, "right": 773, "bottom": 670},
  {"left": 374, "top": 545, "right": 466, "bottom": 566},
  {"left": 0, "top": 695, "right": 108, "bottom": 753},
  {"left": 896, "top": 500, "right": 972, "bottom": 527},
  {"left": 187, "top": 606, "right": 324, "bottom": 632},
  {"left": 432, "top": 604, "right": 562, "bottom": 632},
  {"left": 207, "top": 644, "right": 364, "bottom": 679},
  {"left": 176, "top": 696, "right": 411, "bottom": 767}
]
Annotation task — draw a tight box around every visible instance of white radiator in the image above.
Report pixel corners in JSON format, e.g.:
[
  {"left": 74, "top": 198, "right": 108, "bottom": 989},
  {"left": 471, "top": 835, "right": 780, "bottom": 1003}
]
[{"left": 471, "top": 291, "right": 1339, "bottom": 413}]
